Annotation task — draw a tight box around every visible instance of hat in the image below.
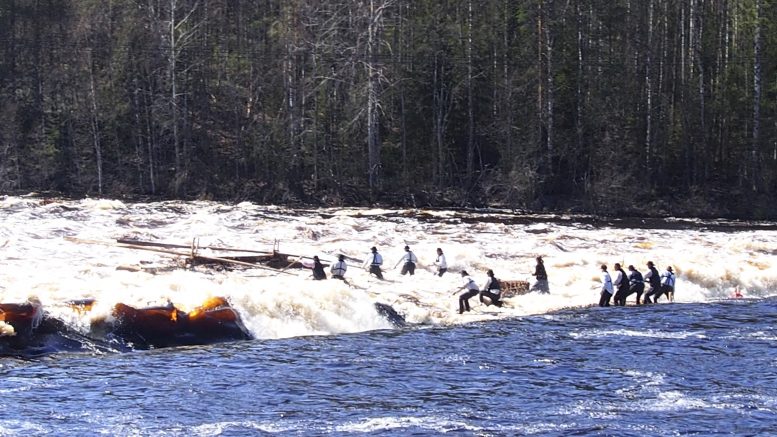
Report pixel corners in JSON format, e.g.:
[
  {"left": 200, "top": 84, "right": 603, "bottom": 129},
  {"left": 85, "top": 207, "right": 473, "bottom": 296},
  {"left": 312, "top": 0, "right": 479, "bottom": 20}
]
[
  {"left": 338, "top": 254, "right": 345, "bottom": 261},
  {"left": 404, "top": 245, "right": 410, "bottom": 250},
  {"left": 371, "top": 246, "right": 377, "bottom": 252},
  {"left": 647, "top": 261, "right": 654, "bottom": 267}
]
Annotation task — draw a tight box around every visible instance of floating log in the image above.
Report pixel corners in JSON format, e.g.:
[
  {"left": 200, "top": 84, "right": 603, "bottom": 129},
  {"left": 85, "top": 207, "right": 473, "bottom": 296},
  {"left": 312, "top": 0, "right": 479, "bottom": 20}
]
[
  {"left": 65, "top": 237, "right": 295, "bottom": 275},
  {"left": 119, "top": 237, "right": 334, "bottom": 268},
  {"left": 116, "top": 238, "right": 274, "bottom": 255}
]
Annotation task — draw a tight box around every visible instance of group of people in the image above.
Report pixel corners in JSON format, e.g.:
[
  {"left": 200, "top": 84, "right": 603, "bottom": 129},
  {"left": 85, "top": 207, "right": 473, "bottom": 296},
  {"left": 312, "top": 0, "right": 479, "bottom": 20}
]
[
  {"left": 598, "top": 261, "right": 676, "bottom": 307},
  {"left": 312, "top": 247, "right": 677, "bottom": 313},
  {"left": 455, "top": 269, "right": 504, "bottom": 314},
  {"left": 309, "top": 245, "right": 446, "bottom": 282},
  {"left": 310, "top": 246, "right": 550, "bottom": 316},
  {"left": 455, "top": 256, "right": 550, "bottom": 314}
]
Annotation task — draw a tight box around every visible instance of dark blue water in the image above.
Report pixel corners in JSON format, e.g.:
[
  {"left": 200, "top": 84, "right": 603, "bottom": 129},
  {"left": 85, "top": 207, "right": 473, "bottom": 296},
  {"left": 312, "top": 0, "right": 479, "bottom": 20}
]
[{"left": 2, "top": 298, "right": 776, "bottom": 436}]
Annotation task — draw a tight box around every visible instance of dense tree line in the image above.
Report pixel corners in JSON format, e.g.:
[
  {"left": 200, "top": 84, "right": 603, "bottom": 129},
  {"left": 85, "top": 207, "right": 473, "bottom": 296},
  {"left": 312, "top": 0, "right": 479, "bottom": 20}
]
[{"left": 1, "top": 0, "right": 776, "bottom": 218}]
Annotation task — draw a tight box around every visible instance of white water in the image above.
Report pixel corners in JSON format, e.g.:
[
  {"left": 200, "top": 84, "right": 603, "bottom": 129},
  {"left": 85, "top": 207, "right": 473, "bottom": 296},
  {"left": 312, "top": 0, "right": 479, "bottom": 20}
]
[{"left": 1, "top": 195, "right": 775, "bottom": 339}]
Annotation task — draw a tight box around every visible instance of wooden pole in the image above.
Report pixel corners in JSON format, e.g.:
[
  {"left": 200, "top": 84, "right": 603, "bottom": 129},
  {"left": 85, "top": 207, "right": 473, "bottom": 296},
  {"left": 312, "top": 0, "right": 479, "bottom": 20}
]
[
  {"left": 65, "top": 237, "right": 295, "bottom": 275},
  {"left": 115, "top": 238, "right": 273, "bottom": 255}
]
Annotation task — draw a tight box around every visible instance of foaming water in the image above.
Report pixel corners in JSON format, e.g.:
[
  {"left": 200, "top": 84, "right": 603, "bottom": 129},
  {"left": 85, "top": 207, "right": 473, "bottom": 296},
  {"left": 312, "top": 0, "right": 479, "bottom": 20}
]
[{"left": 2, "top": 196, "right": 777, "bottom": 341}]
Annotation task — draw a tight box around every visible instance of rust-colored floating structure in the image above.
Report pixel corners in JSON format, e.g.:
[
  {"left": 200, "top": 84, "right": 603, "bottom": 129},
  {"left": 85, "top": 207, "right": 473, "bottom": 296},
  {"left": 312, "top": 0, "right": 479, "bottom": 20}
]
[
  {"left": 0, "top": 301, "right": 43, "bottom": 340},
  {"left": 100, "top": 297, "right": 251, "bottom": 349}
]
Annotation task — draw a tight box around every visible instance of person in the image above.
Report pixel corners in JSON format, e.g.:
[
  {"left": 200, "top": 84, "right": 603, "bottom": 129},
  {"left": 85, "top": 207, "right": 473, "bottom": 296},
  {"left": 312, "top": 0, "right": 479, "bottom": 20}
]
[
  {"left": 362, "top": 246, "right": 384, "bottom": 279},
  {"left": 655, "top": 266, "right": 675, "bottom": 302},
  {"left": 330, "top": 254, "right": 348, "bottom": 281},
  {"left": 394, "top": 245, "right": 418, "bottom": 276},
  {"left": 612, "top": 263, "right": 630, "bottom": 306},
  {"left": 626, "top": 265, "right": 645, "bottom": 305},
  {"left": 479, "top": 269, "right": 503, "bottom": 307},
  {"left": 456, "top": 270, "right": 480, "bottom": 314},
  {"left": 434, "top": 248, "right": 448, "bottom": 277},
  {"left": 599, "top": 264, "right": 613, "bottom": 307},
  {"left": 530, "top": 256, "right": 550, "bottom": 294},
  {"left": 311, "top": 256, "right": 327, "bottom": 280},
  {"left": 642, "top": 261, "right": 661, "bottom": 303}
]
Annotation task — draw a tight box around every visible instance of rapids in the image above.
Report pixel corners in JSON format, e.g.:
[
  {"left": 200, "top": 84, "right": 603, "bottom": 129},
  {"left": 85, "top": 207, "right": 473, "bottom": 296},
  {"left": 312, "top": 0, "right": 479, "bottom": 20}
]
[{"left": 1, "top": 195, "right": 776, "bottom": 345}]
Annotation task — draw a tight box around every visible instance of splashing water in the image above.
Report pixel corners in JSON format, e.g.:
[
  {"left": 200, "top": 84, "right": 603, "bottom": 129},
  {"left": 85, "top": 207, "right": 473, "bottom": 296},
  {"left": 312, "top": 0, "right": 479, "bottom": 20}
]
[{"left": 1, "top": 196, "right": 776, "bottom": 341}]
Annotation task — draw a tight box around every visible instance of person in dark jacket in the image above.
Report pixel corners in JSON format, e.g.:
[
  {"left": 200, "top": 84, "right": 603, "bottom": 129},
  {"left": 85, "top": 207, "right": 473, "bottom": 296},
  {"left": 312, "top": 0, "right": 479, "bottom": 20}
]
[
  {"left": 312, "top": 256, "right": 327, "bottom": 280},
  {"left": 642, "top": 261, "right": 661, "bottom": 303},
  {"left": 530, "top": 256, "right": 549, "bottom": 294},
  {"left": 479, "top": 269, "right": 503, "bottom": 307},
  {"left": 625, "top": 265, "right": 645, "bottom": 305},
  {"left": 612, "top": 263, "right": 630, "bottom": 306}
]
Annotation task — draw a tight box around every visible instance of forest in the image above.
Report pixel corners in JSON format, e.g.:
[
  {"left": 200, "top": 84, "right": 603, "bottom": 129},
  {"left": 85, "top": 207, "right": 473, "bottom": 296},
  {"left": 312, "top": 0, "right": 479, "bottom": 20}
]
[{"left": 1, "top": 0, "right": 776, "bottom": 218}]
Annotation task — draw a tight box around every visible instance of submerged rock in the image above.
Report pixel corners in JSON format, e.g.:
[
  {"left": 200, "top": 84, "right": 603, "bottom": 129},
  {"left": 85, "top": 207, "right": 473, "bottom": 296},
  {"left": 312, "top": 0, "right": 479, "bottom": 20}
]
[{"left": 374, "top": 302, "right": 406, "bottom": 327}]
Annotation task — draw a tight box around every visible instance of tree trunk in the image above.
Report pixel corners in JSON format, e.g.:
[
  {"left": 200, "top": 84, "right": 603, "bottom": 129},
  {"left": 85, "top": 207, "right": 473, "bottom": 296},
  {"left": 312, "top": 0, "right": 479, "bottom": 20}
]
[
  {"left": 366, "top": 0, "right": 382, "bottom": 193},
  {"left": 645, "top": 0, "right": 654, "bottom": 176},
  {"left": 169, "top": 0, "right": 181, "bottom": 195},
  {"left": 751, "top": 0, "right": 762, "bottom": 191},
  {"left": 465, "top": 0, "right": 475, "bottom": 184},
  {"left": 87, "top": 49, "right": 103, "bottom": 195}
]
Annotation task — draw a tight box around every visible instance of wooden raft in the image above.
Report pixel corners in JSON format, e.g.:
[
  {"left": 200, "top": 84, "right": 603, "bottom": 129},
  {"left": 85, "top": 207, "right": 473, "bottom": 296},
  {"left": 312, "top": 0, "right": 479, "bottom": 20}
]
[{"left": 500, "top": 280, "right": 530, "bottom": 298}]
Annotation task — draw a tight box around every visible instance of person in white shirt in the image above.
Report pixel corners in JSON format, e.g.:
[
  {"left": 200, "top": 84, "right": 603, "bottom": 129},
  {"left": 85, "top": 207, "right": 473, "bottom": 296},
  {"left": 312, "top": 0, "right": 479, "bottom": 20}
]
[
  {"left": 456, "top": 270, "right": 480, "bottom": 314},
  {"left": 394, "top": 245, "right": 418, "bottom": 275},
  {"left": 330, "top": 254, "right": 348, "bottom": 281},
  {"left": 599, "top": 264, "right": 614, "bottom": 307},
  {"left": 434, "top": 248, "right": 448, "bottom": 277},
  {"left": 362, "top": 246, "right": 384, "bottom": 279},
  {"left": 655, "top": 266, "right": 676, "bottom": 302}
]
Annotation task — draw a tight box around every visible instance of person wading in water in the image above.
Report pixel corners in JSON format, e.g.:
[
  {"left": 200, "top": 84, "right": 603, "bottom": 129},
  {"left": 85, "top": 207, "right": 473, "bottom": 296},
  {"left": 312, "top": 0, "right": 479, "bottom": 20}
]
[
  {"left": 612, "top": 263, "right": 630, "bottom": 306},
  {"left": 479, "top": 269, "right": 503, "bottom": 308},
  {"left": 394, "top": 245, "right": 418, "bottom": 276},
  {"left": 599, "top": 264, "right": 614, "bottom": 307},
  {"left": 530, "top": 256, "right": 549, "bottom": 294},
  {"left": 363, "top": 246, "right": 384, "bottom": 280},
  {"left": 434, "top": 248, "right": 448, "bottom": 277},
  {"left": 455, "top": 270, "right": 480, "bottom": 314},
  {"left": 311, "top": 256, "right": 326, "bottom": 280},
  {"left": 330, "top": 254, "right": 348, "bottom": 282}
]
